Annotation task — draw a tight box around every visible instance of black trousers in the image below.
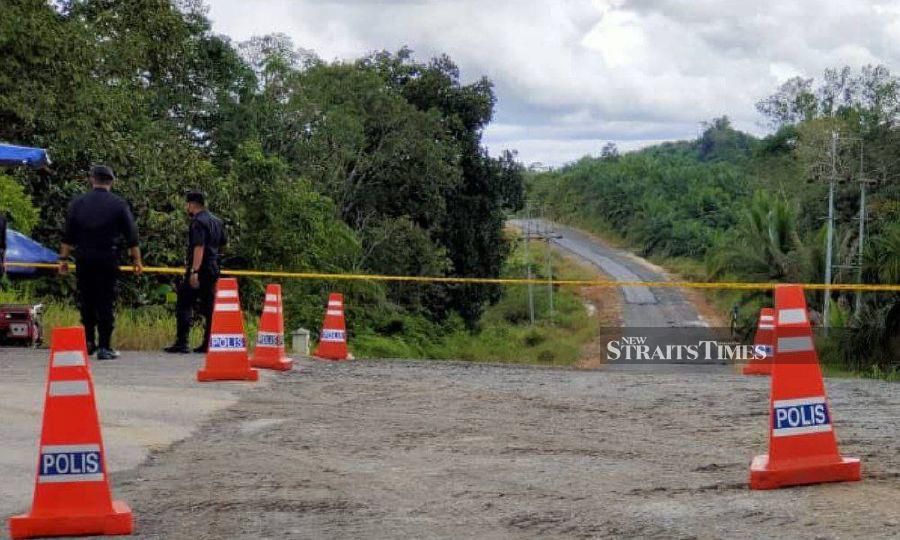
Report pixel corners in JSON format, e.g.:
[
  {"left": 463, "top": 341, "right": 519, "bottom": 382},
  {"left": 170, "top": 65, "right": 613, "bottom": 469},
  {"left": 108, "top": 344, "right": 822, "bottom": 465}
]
[
  {"left": 75, "top": 258, "right": 119, "bottom": 349},
  {"left": 175, "top": 270, "right": 218, "bottom": 347}
]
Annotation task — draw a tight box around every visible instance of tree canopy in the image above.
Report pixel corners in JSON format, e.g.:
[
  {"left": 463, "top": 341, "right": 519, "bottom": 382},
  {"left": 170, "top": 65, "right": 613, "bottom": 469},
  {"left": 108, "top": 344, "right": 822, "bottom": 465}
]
[{"left": 0, "top": 0, "right": 524, "bottom": 333}]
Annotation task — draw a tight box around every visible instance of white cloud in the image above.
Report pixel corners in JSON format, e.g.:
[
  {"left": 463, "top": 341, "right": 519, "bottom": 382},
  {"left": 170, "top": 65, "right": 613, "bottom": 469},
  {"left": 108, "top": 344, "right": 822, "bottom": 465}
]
[
  {"left": 486, "top": 137, "right": 669, "bottom": 168},
  {"left": 206, "top": 0, "right": 900, "bottom": 166}
]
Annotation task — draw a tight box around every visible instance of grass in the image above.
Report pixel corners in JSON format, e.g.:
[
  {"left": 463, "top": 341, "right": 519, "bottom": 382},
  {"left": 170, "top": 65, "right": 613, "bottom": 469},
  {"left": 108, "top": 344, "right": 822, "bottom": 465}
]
[
  {"left": 547, "top": 213, "right": 627, "bottom": 249},
  {"left": 821, "top": 362, "right": 899, "bottom": 381},
  {"left": 353, "top": 239, "right": 600, "bottom": 366},
  {"left": 434, "top": 241, "right": 598, "bottom": 365},
  {"left": 430, "top": 281, "right": 598, "bottom": 366},
  {"left": 0, "top": 288, "right": 254, "bottom": 351},
  {"left": 43, "top": 303, "right": 185, "bottom": 350}
]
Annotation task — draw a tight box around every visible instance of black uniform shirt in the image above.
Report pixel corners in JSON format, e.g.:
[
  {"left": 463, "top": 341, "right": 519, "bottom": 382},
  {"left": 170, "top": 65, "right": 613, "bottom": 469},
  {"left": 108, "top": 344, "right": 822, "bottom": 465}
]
[
  {"left": 63, "top": 188, "right": 138, "bottom": 260},
  {"left": 187, "top": 210, "right": 226, "bottom": 273}
]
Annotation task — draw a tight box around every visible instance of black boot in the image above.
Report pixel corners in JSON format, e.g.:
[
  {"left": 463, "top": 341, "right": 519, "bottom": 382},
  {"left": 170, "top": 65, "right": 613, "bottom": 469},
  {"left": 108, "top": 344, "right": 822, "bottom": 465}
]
[
  {"left": 164, "top": 343, "right": 190, "bottom": 354},
  {"left": 96, "top": 348, "right": 119, "bottom": 360}
]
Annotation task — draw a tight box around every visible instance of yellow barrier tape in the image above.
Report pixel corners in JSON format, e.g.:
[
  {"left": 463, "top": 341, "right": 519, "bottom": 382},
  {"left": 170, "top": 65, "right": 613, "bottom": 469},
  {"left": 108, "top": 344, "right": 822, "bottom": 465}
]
[{"left": 7, "top": 262, "right": 900, "bottom": 292}]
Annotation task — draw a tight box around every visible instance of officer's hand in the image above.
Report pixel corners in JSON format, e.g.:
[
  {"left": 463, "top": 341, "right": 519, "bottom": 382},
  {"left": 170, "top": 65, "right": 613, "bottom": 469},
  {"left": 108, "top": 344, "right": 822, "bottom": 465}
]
[
  {"left": 189, "top": 272, "right": 200, "bottom": 289},
  {"left": 58, "top": 261, "right": 69, "bottom": 275},
  {"left": 133, "top": 261, "right": 144, "bottom": 276}
]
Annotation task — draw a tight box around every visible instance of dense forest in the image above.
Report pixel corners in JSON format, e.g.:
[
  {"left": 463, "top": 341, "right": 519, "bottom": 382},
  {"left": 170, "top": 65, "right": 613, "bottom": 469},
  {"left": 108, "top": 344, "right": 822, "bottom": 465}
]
[
  {"left": 530, "top": 65, "right": 900, "bottom": 371},
  {"left": 0, "top": 0, "right": 524, "bottom": 341}
]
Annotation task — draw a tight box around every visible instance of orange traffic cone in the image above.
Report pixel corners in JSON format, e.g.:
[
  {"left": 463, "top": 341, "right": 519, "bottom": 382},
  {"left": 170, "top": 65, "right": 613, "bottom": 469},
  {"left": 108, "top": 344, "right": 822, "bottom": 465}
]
[
  {"left": 8, "top": 327, "right": 132, "bottom": 539},
  {"left": 743, "top": 308, "right": 775, "bottom": 375},
  {"left": 250, "top": 284, "right": 293, "bottom": 371},
  {"left": 749, "top": 285, "right": 861, "bottom": 490},
  {"left": 313, "top": 293, "right": 349, "bottom": 361},
  {"left": 197, "top": 277, "right": 259, "bottom": 382}
]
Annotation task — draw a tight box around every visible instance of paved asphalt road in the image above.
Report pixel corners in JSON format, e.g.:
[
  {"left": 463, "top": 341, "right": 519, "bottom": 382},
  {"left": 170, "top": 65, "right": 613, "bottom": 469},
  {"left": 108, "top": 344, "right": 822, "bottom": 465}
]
[
  {"left": 510, "top": 219, "right": 732, "bottom": 371},
  {"left": 512, "top": 219, "right": 709, "bottom": 328}
]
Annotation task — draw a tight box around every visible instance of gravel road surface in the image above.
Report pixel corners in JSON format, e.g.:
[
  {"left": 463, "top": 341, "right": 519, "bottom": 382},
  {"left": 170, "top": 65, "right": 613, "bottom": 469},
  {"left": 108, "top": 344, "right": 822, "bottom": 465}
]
[
  {"left": 103, "top": 359, "right": 899, "bottom": 539},
  {"left": 3, "top": 349, "right": 897, "bottom": 539},
  {"left": 0, "top": 349, "right": 268, "bottom": 527}
]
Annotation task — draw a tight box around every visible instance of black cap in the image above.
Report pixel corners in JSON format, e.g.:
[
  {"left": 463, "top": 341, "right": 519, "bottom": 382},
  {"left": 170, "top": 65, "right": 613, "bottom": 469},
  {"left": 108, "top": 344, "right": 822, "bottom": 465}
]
[
  {"left": 90, "top": 164, "right": 116, "bottom": 181},
  {"left": 185, "top": 190, "right": 205, "bottom": 205}
]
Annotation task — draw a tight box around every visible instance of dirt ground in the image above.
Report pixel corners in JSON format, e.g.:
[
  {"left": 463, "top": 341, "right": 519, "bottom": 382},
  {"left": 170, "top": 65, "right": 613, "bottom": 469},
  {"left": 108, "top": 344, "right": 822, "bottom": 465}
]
[
  {"left": 574, "top": 284, "right": 622, "bottom": 370},
  {"left": 565, "top": 244, "right": 624, "bottom": 371},
  {"left": 104, "top": 359, "right": 899, "bottom": 540}
]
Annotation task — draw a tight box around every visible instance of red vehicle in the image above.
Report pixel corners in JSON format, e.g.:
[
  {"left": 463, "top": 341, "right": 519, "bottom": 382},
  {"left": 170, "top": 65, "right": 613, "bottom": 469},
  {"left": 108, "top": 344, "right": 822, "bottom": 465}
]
[{"left": 0, "top": 303, "right": 43, "bottom": 347}]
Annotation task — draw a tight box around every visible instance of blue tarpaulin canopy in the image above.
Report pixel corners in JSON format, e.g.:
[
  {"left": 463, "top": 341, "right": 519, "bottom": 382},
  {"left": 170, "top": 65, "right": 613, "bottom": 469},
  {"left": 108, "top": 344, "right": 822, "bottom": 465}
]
[
  {"left": 0, "top": 143, "right": 55, "bottom": 273},
  {"left": 6, "top": 229, "right": 57, "bottom": 275},
  {"left": 0, "top": 143, "right": 51, "bottom": 169}
]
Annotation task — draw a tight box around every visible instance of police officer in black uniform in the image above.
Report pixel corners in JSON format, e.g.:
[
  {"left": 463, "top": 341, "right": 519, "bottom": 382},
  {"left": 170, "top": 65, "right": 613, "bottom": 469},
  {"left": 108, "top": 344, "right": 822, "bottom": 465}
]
[
  {"left": 59, "top": 165, "right": 142, "bottom": 360},
  {"left": 165, "top": 190, "right": 226, "bottom": 354}
]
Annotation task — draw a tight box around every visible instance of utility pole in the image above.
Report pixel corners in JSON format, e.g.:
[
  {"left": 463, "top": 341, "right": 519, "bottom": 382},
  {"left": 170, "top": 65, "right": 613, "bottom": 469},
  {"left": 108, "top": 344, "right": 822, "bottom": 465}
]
[
  {"left": 520, "top": 207, "right": 562, "bottom": 326},
  {"left": 823, "top": 131, "right": 837, "bottom": 335},
  {"left": 544, "top": 207, "right": 555, "bottom": 324},
  {"left": 856, "top": 144, "right": 865, "bottom": 317},
  {"left": 524, "top": 204, "right": 535, "bottom": 326}
]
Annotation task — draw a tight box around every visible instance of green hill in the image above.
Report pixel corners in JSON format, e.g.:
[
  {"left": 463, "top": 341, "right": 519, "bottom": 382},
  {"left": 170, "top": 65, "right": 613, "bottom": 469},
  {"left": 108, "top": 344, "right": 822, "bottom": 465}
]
[{"left": 529, "top": 69, "right": 900, "bottom": 374}]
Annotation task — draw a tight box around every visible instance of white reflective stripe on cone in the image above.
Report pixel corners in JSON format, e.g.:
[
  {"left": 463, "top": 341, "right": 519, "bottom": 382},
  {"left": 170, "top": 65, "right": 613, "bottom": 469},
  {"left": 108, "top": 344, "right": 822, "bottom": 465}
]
[
  {"left": 264, "top": 306, "right": 279, "bottom": 313},
  {"left": 266, "top": 294, "right": 278, "bottom": 302},
  {"left": 326, "top": 309, "right": 342, "bottom": 316},
  {"left": 760, "top": 315, "right": 775, "bottom": 322},
  {"left": 215, "top": 303, "right": 240, "bottom": 312},
  {"left": 778, "top": 308, "right": 807, "bottom": 325},
  {"left": 42, "top": 443, "right": 101, "bottom": 453},
  {"left": 38, "top": 473, "right": 105, "bottom": 484},
  {"left": 758, "top": 324, "right": 775, "bottom": 330},
  {"left": 773, "top": 396, "right": 826, "bottom": 408},
  {"left": 328, "top": 301, "right": 342, "bottom": 307},
  {"left": 216, "top": 290, "right": 239, "bottom": 299},
  {"left": 49, "top": 380, "right": 90, "bottom": 397},
  {"left": 52, "top": 351, "right": 86, "bottom": 367},
  {"left": 773, "top": 424, "right": 832, "bottom": 437}
]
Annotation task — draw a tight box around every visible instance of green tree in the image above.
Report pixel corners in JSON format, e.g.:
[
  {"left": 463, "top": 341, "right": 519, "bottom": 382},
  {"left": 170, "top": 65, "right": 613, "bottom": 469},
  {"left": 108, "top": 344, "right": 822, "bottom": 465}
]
[
  {"left": 0, "top": 175, "right": 39, "bottom": 234},
  {"left": 363, "top": 50, "right": 525, "bottom": 324},
  {"left": 3, "top": 2, "right": 527, "bottom": 341},
  {"left": 706, "top": 191, "right": 800, "bottom": 281}
]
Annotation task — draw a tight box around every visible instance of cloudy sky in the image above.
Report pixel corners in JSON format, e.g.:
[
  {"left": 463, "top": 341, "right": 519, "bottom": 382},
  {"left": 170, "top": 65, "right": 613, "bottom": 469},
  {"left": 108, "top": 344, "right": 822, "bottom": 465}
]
[{"left": 206, "top": 0, "right": 900, "bottom": 166}]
